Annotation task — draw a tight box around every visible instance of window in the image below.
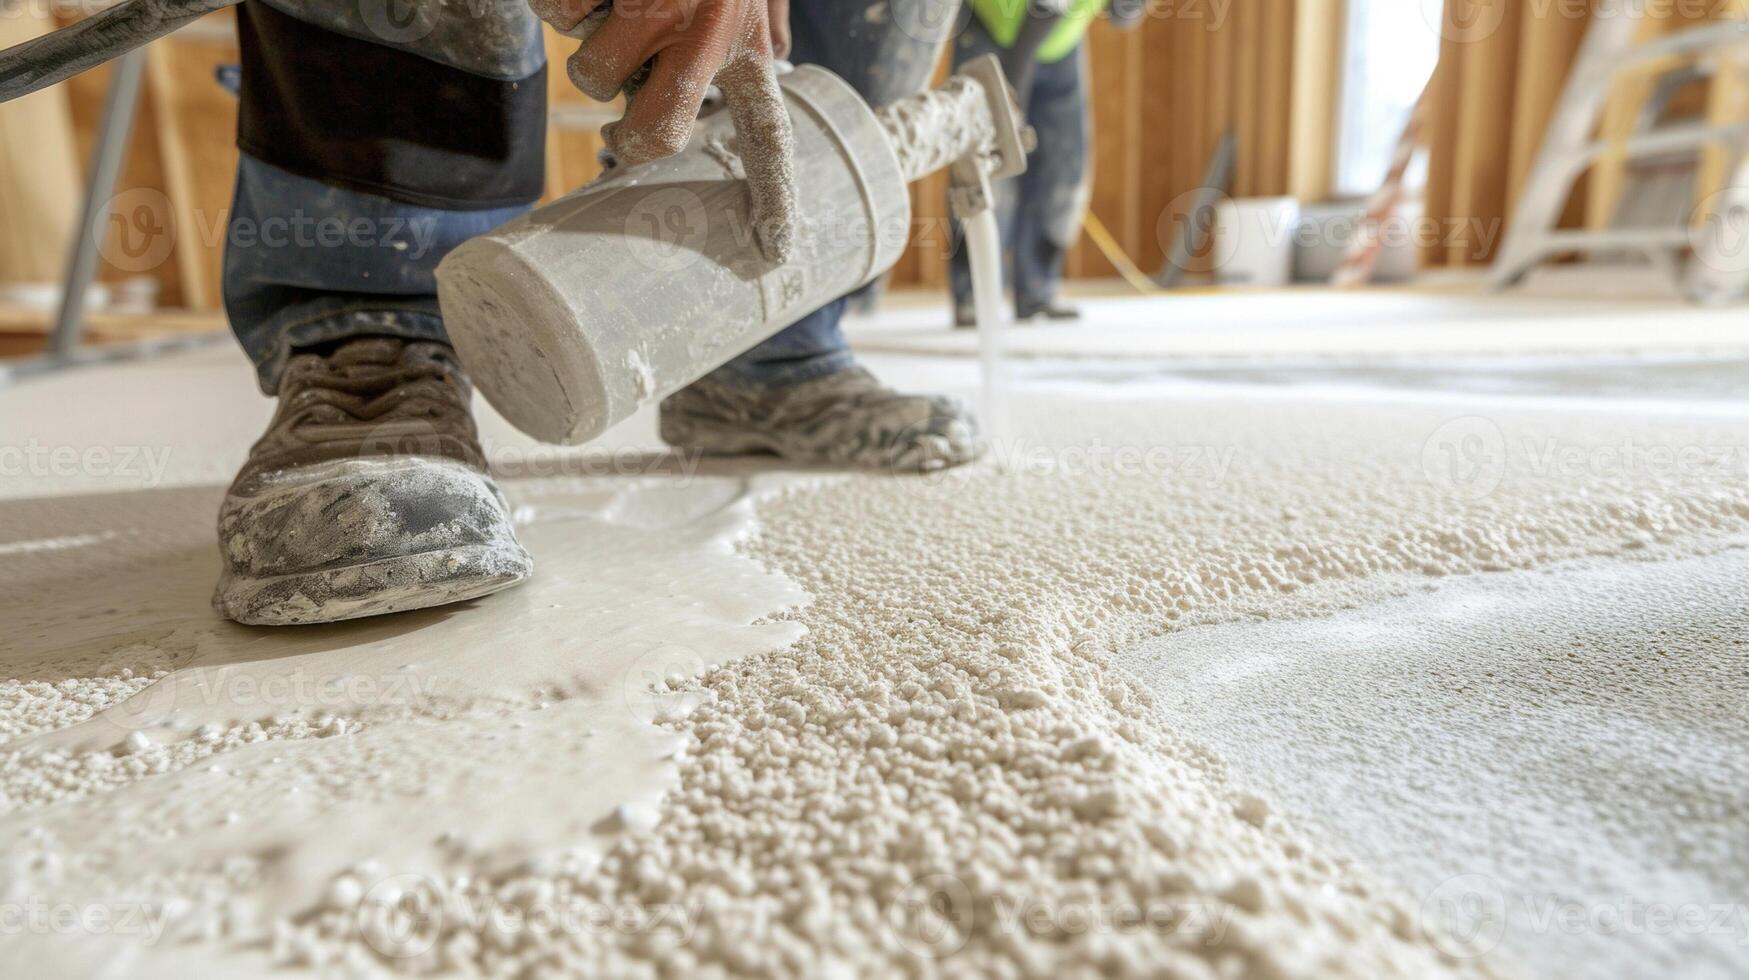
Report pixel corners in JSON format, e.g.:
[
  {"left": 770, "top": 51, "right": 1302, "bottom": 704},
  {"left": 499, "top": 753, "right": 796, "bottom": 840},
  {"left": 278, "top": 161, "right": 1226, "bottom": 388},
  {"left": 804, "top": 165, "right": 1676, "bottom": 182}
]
[{"left": 1333, "top": 0, "right": 1443, "bottom": 198}]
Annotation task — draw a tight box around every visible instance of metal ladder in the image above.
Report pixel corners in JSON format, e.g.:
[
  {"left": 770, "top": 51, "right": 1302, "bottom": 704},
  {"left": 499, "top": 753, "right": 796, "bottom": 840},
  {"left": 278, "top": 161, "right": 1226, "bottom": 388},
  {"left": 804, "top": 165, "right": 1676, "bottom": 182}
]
[{"left": 1489, "top": 0, "right": 1749, "bottom": 300}]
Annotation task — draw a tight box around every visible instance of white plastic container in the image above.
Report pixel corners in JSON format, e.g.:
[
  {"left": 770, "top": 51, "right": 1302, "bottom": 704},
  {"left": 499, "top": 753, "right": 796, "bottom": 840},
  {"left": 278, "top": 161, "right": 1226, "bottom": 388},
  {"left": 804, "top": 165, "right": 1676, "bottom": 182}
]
[
  {"left": 437, "top": 66, "right": 911, "bottom": 446},
  {"left": 1214, "top": 196, "right": 1301, "bottom": 288}
]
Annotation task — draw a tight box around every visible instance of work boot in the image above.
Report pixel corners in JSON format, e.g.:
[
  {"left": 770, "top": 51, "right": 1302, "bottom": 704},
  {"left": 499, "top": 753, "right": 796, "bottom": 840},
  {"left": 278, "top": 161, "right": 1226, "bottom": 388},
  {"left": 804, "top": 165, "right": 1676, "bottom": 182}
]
[
  {"left": 1015, "top": 301, "right": 1081, "bottom": 323},
  {"left": 659, "top": 367, "right": 984, "bottom": 472},
  {"left": 214, "top": 337, "right": 532, "bottom": 626}
]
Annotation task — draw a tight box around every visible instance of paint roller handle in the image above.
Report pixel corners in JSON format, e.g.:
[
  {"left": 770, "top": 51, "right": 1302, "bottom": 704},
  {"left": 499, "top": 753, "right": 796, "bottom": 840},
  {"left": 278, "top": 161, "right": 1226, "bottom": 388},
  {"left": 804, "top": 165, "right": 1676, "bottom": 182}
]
[{"left": 532, "top": 0, "right": 798, "bottom": 263}]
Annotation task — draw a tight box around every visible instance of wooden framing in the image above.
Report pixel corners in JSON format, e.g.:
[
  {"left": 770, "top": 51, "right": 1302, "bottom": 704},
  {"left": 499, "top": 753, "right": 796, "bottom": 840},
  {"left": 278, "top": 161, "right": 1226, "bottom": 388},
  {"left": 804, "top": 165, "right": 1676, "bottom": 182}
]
[{"left": 0, "top": 7, "right": 80, "bottom": 285}]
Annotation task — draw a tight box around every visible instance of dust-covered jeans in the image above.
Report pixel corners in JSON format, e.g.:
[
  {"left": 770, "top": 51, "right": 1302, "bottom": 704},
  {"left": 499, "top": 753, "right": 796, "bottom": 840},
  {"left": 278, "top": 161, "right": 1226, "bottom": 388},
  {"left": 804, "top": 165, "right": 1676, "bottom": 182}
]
[
  {"left": 947, "top": 20, "right": 1091, "bottom": 313},
  {"left": 223, "top": 0, "right": 950, "bottom": 395}
]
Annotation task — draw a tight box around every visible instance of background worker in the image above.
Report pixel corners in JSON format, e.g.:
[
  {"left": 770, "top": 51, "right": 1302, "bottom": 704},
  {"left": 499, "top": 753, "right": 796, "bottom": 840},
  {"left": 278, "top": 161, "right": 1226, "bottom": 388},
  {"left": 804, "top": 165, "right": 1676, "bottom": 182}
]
[{"left": 950, "top": 0, "right": 1141, "bottom": 327}]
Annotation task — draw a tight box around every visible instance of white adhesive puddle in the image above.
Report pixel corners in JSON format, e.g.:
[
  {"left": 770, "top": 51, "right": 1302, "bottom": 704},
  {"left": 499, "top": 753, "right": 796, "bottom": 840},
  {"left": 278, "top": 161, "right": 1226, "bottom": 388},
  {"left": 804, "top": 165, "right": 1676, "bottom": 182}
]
[
  {"left": 1113, "top": 553, "right": 1749, "bottom": 980},
  {"left": 0, "top": 471, "right": 809, "bottom": 973}
]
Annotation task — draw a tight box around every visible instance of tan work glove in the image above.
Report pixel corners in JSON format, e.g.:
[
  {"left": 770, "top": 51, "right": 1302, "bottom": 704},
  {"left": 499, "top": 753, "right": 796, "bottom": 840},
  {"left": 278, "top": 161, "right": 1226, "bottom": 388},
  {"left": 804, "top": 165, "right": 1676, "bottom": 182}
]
[{"left": 532, "top": 0, "right": 798, "bottom": 263}]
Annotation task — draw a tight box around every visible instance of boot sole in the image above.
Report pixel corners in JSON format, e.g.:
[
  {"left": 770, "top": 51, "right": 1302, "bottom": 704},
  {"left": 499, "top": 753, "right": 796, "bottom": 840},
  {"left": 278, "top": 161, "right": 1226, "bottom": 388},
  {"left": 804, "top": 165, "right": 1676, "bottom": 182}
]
[
  {"left": 663, "top": 411, "right": 986, "bottom": 472},
  {"left": 214, "top": 542, "right": 534, "bottom": 627},
  {"left": 662, "top": 413, "right": 784, "bottom": 458}
]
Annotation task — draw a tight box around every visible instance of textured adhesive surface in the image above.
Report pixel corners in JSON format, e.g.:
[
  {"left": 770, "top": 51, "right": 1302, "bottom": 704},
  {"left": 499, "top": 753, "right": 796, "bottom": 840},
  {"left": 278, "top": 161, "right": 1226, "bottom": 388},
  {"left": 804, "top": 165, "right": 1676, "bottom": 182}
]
[
  {"left": 4, "top": 335, "right": 1749, "bottom": 976},
  {"left": 1118, "top": 551, "right": 1749, "bottom": 979}
]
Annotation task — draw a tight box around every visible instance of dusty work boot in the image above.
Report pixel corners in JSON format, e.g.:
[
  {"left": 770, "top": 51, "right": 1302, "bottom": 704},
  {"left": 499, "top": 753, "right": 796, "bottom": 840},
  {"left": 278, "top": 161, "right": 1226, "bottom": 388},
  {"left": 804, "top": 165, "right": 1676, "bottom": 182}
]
[
  {"left": 659, "top": 366, "right": 984, "bottom": 472},
  {"left": 1016, "top": 301, "right": 1081, "bottom": 323},
  {"left": 214, "top": 337, "right": 532, "bottom": 626}
]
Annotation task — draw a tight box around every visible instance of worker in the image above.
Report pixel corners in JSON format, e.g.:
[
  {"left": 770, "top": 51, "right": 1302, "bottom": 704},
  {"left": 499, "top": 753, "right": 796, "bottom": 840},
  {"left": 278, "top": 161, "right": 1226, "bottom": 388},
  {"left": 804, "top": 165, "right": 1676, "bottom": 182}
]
[
  {"left": 213, "top": 0, "right": 981, "bottom": 626},
  {"left": 949, "top": 0, "right": 1139, "bottom": 327}
]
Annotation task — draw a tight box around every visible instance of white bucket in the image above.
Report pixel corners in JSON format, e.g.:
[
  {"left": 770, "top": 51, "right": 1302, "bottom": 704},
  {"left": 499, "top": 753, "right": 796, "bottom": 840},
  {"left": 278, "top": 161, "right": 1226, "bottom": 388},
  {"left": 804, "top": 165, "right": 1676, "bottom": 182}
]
[{"left": 1214, "top": 196, "right": 1300, "bottom": 288}]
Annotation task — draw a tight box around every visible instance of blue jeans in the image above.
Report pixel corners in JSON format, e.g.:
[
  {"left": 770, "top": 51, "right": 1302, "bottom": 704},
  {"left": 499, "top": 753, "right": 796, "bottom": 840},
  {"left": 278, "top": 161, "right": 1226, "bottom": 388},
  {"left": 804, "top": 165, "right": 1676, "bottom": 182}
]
[
  {"left": 225, "top": 0, "right": 947, "bottom": 395},
  {"left": 948, "top": 24, "right": 1091, "bottom": 313}
]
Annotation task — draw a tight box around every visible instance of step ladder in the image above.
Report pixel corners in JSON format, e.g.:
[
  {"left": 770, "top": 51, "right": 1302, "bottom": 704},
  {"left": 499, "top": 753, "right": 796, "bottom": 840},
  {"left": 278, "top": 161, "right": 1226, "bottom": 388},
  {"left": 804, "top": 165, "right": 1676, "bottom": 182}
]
[{"left": 1489, "top": 0, "right": 1749, "bottom": 301}]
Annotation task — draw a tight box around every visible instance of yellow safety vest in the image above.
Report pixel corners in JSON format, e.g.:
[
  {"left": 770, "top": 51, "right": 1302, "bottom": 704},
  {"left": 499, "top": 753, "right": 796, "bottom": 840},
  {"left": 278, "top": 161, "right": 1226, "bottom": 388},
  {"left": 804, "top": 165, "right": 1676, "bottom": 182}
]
[{"left": 967, "top": 0, "right": 1107, "bottom": 64}]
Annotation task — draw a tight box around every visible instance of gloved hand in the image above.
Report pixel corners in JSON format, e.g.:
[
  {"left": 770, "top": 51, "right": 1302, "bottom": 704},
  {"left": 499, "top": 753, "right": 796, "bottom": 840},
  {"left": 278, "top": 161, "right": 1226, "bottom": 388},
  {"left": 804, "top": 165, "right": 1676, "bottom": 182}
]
[{"left": 532, "top": 0, "right": 798, "bottom": 262}]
